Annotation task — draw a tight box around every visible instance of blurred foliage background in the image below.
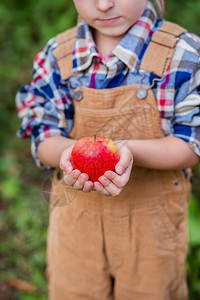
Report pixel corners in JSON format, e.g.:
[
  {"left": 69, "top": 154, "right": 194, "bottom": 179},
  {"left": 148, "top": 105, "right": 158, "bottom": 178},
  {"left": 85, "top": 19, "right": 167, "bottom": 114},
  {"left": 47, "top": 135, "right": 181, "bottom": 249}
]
[{"left": 0, "top": 0, "right": 200, "bottom": 299}]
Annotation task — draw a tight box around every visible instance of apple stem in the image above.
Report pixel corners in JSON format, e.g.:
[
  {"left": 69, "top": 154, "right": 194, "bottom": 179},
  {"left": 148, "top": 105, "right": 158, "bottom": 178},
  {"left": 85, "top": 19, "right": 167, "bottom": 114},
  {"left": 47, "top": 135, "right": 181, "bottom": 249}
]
[{"left": 94, "top": 134, "right": 96, "bottom": 142}]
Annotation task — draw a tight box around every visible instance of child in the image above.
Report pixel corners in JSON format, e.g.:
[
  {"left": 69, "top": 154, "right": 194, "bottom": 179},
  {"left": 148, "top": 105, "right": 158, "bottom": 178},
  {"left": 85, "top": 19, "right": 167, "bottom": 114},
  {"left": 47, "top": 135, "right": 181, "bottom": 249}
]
[{"left": 16, "top": 0, "right": 200, "bottom": 299}]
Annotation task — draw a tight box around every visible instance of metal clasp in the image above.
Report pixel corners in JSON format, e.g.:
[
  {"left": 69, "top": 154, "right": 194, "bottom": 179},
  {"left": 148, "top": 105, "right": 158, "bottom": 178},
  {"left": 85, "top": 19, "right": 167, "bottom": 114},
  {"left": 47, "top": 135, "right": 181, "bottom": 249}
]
[{"left": 136, "top": 72, "right": 165, "bottom": 99}]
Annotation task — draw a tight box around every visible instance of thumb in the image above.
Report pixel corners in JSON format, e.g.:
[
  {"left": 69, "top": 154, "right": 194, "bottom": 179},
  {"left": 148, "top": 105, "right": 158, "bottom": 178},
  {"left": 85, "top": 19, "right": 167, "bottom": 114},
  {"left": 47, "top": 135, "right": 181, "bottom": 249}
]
[
  {"left": 59, "top": 146, "right": 73, "bottom": 174},
  {"left": 115, "top": 146, "right": 133, "bottom": 175}
]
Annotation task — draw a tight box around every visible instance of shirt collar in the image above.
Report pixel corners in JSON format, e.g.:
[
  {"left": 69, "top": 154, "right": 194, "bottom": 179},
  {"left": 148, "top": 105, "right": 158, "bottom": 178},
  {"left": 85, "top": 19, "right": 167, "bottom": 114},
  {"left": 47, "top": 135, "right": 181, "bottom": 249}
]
[
  {"left": 72, "top": 21, "right": 101, "bottom": 72},
  {"left": 72, "top": 1, "right": 159, "bottom": 73}
]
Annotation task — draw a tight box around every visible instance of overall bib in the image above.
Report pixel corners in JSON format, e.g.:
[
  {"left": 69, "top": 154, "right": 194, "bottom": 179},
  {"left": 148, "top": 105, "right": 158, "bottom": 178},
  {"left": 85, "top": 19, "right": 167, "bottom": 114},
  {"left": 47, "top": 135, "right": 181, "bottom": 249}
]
[{"left": 47, "top": 22, "right": 191, "bottom": 300}]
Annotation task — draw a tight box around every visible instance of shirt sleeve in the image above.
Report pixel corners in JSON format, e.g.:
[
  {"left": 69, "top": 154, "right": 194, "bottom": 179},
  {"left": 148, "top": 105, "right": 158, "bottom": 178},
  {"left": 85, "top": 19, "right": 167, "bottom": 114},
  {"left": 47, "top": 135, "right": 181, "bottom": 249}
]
[
  {"left": 170, "top": 33, "right": 200, "bottom": 158},
  {"left": 15, "top": 37, "right": 74, "bottom": 168}
]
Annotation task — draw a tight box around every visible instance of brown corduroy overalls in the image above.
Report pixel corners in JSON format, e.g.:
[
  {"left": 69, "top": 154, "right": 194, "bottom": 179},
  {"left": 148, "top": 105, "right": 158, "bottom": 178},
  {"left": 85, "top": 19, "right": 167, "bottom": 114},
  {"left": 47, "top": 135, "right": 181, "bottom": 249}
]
[{"left": 47, "top": 21, "right": 191, "bottom": 300}]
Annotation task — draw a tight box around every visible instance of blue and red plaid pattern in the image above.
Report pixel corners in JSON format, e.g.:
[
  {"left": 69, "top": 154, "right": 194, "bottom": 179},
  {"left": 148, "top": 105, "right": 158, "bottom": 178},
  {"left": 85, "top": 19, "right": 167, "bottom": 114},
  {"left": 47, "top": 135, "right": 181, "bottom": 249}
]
[{"left": 16, "top": 1, "right": 200, "bottom": 168}]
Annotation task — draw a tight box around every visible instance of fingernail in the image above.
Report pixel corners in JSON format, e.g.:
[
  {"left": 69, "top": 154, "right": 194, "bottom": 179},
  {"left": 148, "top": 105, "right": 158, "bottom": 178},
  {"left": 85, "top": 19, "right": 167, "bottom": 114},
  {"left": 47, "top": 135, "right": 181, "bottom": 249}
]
[
  {"left": 116, "top": 166, "right": 124, "bottom": 175},
  {"left": 80, "top": 173, "right": 89, "bottom": 181},
  {"left": 99, "top": 176, "right": 108, "bottom": 185},
  {"left": 73, "top": 170, "right": 80, "bottom": 177},
  {"left": 105, "top": 171, "right": 113, "bottom": 179}
]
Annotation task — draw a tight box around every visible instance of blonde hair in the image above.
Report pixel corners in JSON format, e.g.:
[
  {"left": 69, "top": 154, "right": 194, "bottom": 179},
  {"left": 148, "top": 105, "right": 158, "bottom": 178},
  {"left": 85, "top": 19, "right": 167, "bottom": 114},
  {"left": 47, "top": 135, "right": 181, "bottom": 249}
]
[{"left": 151, "top": 0, "right": 167, "bottom": 18}]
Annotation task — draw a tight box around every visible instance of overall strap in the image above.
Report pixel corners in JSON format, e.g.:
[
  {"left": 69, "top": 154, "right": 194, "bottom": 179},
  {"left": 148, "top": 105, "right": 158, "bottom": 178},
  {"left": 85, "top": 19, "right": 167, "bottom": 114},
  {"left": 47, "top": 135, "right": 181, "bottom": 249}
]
[
  {"left": 140, "top": 21, "right": 187, "bottom": 77},
  {"left": 53, "top": 25, "right": 80, "bottom": 80}
]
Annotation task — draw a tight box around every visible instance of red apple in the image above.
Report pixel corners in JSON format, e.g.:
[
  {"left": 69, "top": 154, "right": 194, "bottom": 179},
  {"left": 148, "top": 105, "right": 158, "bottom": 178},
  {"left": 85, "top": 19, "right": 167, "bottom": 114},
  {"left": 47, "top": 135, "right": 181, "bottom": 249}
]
[{"left": 71, "top": 135, "right": 120, "bottom": 182}]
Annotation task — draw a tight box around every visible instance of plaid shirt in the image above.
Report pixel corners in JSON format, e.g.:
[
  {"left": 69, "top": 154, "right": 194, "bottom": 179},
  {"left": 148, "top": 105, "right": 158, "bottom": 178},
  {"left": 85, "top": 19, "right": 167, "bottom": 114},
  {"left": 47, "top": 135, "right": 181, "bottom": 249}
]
[{"left": 16, "top": 1, "right": 200, "bottom": 168}]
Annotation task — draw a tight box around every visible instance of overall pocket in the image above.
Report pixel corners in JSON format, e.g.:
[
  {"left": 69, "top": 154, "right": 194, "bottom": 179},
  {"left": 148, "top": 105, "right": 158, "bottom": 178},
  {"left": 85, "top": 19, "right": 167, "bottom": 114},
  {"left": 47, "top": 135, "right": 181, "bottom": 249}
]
[{"left": 71, "top": 104, "right": 154, "bottom": 141}]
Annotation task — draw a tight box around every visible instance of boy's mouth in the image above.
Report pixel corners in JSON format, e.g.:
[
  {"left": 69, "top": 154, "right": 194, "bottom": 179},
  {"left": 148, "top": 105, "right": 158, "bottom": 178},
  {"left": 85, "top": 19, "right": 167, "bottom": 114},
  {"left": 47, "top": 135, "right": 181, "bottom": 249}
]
[{"left": 98, "top": 17, "right": 120, "bottom": 24}]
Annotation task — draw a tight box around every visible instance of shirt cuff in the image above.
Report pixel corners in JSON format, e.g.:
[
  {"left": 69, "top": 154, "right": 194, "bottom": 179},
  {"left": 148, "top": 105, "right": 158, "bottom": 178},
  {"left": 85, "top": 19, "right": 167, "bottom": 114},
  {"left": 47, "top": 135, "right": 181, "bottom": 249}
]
[{"left": 31, "top": 128, "right": 69, "bottom": 169}]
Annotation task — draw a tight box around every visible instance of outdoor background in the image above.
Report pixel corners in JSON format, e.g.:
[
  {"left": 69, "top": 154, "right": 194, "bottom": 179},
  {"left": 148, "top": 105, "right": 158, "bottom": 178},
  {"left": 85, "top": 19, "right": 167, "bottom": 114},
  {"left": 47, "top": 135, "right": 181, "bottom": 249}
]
[{"left": 0, "top": 0, "right": 200, "bottom": 299}]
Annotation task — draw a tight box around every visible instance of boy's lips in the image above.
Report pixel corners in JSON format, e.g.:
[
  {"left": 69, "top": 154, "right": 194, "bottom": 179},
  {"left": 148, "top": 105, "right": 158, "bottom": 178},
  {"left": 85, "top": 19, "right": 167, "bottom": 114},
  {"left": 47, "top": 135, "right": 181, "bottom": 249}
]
[{"left": 98, "top": 17, "right": 121, "bottom": 24}]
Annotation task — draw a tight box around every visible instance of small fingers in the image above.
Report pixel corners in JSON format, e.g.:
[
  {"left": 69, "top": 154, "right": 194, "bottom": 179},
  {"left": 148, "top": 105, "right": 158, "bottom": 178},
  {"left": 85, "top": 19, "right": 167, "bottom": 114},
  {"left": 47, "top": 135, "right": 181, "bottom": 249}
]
[
  {"left": 93, "top": 181, "right": 111, "bottom": 196},
  {"left": 95, "top": 176, "right": 123, "bottom": 197},
  {"left": 104, "top": 171, "right": 126, "bottom": 188},
  {"left": 73, "top": 173, "right": 94, "bottom": 192},
  {"left": 73, "top": 173, "right": 89, "bottom": 189},
  {"left": 63, "top": 170, "right": 94, "bottom": 192},
  {"left": 104, "top": 159, "right": 133, "bottom": 188},
  {"left": 63, "top": 169, "right": 81, "bottom": 186},
  {"left": 82, "top": 181, "right": 94, "bottom": 192}
]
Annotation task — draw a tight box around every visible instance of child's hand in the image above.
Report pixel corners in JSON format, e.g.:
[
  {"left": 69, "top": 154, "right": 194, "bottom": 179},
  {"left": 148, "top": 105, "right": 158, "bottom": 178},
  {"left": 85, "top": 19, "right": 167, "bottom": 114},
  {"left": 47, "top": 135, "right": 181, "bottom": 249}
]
[
  {"left": 59, "top": 146, "right": 94, "bottom": 192},
  {"left": 94, "top": 142, "right": 133, "bottom": 196}
]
